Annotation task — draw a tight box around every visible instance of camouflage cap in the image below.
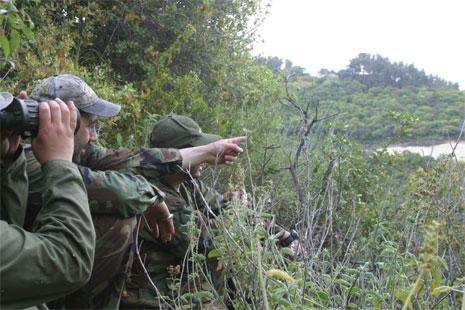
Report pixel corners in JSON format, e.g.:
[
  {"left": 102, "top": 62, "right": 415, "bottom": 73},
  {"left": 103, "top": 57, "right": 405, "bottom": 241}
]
[
  {"left": 150, "top": 114, "right": 221, "bottom": 149},
  {"left": 0, "top": 92, "right": 13, "bottom": 110},
  {"left": 30, "top": 74, "right": 121, "bottom": 117}
]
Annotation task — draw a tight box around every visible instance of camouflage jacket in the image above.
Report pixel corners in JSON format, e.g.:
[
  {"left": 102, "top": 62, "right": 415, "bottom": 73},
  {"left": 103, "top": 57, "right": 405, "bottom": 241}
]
[
  {"left": 0, "top": 150, "right": 95, "bottom": 309},
  {"left": 25, "top": 143, "right": 182, "bottom": 227},
  {"left": 124, "top": 176, "right": 288, "bottom": 306},
  {"left": 124, "top": 178, "right": 225, "bottom": 305},
  {"left": 140, "top": 179, "right": 223, "bottom": 256}
]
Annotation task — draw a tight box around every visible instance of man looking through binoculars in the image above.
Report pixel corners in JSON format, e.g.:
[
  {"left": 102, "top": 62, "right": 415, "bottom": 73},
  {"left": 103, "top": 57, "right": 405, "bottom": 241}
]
[
  {"left": 21, "top": 74, "right": 245, "bottom": 308},
  {"left": 0, "top": 92, "right": 96, "bottom": 309}
]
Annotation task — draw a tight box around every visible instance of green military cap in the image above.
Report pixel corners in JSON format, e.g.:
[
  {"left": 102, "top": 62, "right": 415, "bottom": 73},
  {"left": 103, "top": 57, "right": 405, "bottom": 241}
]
[
  {"left": 150, "top": 114, "right": 221, "bottom": 149},
  {"left": 0, "top": 92, "right": 13, "bottom": 110},
  {"left": 30, "top": 74, "right": 121, "bottom": 117}
]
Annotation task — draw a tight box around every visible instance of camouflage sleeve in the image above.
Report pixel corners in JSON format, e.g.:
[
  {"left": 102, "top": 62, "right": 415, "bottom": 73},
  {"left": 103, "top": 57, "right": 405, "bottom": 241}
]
[
  {"left": 79, "top": 166, "right": 163, "bottom": 218},
  {"left": 78, "top": 143, "right": 184, "bottom": 217},
  {"left": 79, "top": 142, "right": 182, "bottom": 176},
  {"left": 26, "top": 146, "right": 164, "bottom": 219},
  {"left": 0, "top": 146, "right": 28, "bottom": 226},
  {"left": 0, "top": 160, "right": 95, "bottom": 309}
]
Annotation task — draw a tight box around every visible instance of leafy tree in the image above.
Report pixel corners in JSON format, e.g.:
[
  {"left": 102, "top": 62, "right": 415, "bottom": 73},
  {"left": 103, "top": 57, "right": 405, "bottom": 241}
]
[
  {"left": 2, "top": 2, "right": 464, "bottom": 308},
  {"left": 0, "top": 0, "right": 35, "bottom": 68},
  {"left": 338, "top": 53, "right": 459, "bottom": 89}
]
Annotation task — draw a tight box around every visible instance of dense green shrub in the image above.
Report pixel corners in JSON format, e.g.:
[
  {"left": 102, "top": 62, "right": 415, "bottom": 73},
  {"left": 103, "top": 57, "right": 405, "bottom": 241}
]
[{"left": 2, "top": 1, "right": 464, "bottom": 308}]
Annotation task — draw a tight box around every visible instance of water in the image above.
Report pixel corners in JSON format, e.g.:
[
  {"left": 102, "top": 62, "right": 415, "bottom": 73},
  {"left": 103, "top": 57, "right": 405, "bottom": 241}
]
[{"left": 386, "top": 141, "right": 465, "bottom": 161}]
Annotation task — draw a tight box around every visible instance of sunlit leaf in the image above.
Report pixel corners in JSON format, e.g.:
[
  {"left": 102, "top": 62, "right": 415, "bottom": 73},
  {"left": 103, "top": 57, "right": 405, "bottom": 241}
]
[
  {"left": 22, "top": 27, "right": 33, "bottom": 40},
  {"left": 0, "top": 35, "right": 10, "bottom": 58},
  {"left": 10, "top": 29, "right": 19, "bottom": 52}
]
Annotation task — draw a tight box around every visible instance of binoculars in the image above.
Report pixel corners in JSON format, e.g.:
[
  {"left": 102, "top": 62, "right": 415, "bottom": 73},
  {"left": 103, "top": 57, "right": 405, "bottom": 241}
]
[{"left": 0, "top": 95, "right": 80, "bottom": 138}]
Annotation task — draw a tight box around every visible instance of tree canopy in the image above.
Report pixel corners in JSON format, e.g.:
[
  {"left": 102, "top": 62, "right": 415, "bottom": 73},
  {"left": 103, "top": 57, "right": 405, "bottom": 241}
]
[
  {"left": 337, "top": 53, "right": 459, "bottom": 89},
  {"left": 1, "top": 1, "right": 464, "bottom": 308}
]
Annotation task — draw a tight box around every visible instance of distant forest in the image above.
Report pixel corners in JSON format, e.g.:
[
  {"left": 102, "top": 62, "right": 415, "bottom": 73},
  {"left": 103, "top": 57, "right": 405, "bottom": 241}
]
[
  {"left": 259, "top": 53, "right": 465, "bottom": 145},
  {"left": 2, "top": 2, "right": 465, "bottom": 308}
]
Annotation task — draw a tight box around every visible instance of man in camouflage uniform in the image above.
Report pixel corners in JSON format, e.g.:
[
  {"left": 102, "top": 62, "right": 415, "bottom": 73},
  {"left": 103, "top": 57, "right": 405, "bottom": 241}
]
[
  {"left": 121, "top": 115, "right": 298, "bottom": 308},
  {"left": 23, "top": 75, "right": 246, "bottom": 308},
  {"left": 0, "top": 92, "right": 95, "bottom": 308}
]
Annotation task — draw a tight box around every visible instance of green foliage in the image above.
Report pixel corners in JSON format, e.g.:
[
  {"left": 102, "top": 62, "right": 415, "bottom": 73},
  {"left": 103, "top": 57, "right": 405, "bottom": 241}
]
[
  {"left": 0, "top": 0, "right": 35, "bottom": 66},
  {"left": 3, "top": 1, "right": 465, "bottom": 309},
  {"left": 338, "top": 53, "right": 459, "bottom": 89},
  {"left": 261, "top": 55, "right": 464, "bottom": 145},
  {"left": 295, "top": 77, "right": 464, "bottom": 145}
]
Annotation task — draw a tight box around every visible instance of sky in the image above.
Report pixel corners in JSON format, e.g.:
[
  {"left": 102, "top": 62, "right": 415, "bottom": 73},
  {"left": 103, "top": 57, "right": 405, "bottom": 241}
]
[{"left": 254, "top": 0, "right": 465, "bottom": 90}]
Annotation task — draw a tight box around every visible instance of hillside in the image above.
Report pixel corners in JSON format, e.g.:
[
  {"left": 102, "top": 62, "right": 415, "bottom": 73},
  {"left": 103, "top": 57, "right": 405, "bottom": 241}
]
[
  {"left": 2, "top": 2, "right": 465, "bottom": 309},
  {"left": 301, "top": 77, "right": 464, "bottom": 145},
  {"left": 262, "top": 54, "right": 465, "bottom": 145}
]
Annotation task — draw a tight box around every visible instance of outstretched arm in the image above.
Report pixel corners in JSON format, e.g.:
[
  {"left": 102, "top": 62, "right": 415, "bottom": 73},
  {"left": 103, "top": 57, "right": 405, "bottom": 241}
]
[{"left": 180, "top": 136, "right": 247, "bottom": 167}]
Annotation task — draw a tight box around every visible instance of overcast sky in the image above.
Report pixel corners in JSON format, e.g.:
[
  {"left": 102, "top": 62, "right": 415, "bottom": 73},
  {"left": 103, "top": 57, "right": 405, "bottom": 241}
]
[{"left": 254, "top": 0, "right": 465, "bottom": 90}]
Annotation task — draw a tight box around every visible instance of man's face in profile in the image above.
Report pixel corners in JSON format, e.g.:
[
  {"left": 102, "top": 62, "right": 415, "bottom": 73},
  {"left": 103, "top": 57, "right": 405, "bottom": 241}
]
[{"left": 73, "top": 113, "right": 98, "bottom": 161}]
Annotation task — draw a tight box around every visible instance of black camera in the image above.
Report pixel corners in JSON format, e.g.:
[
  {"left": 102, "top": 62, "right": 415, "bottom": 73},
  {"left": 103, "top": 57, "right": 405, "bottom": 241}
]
[{"left": 0, "top": 96, "right": 80, "bottom": 138}]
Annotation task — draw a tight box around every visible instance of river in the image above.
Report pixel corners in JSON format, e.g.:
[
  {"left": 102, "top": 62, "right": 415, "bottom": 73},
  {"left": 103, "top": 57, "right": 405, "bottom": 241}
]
[{"left": 386, "top": 141, "right": 465, "bottom": 161}]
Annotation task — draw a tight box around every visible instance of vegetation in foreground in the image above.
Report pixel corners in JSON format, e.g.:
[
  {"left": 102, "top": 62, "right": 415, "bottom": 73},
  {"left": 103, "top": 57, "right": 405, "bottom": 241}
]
[{"left": 1, "top": 0, "right": 464, "bottom": 308}]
